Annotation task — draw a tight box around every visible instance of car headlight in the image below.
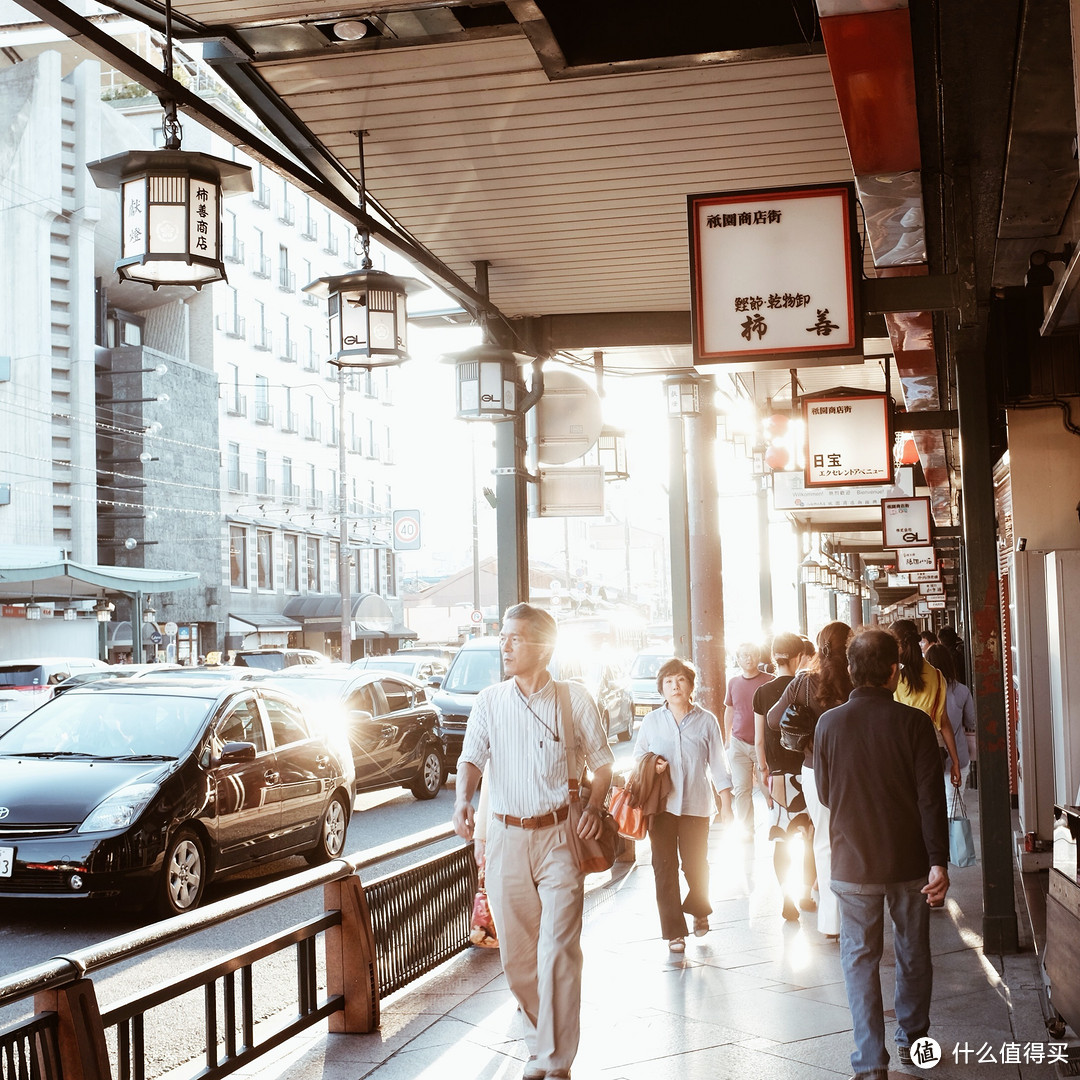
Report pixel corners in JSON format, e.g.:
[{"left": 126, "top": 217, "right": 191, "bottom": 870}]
[{"left": 79, "top": 783, "right": 159, "bottom": 833}]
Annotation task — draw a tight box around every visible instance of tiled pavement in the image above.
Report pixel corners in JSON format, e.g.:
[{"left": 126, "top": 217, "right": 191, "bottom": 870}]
[{"left": 232, "top": 795, "right": 1066, "bottom": 1080}]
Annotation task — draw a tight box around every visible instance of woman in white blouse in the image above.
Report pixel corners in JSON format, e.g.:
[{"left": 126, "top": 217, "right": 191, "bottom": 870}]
[{"left": 633, "top": 657, "right": 733, "bottom": 953}]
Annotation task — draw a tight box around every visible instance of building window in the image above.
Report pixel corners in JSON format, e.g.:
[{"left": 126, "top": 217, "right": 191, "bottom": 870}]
[
  {"left": 307, "top": 536, "right": 321, "bottom": 592},
  {"left": 329, "top": 541, "right": 340, "bottom": 592},
  {"left": 257, "top": 530, "right": 273, "bottom": 590},
  {"left": 227, "top": 442, "right": 242, "bottom": 492},
  {"left": 284, "top": 533, "right": 299, "bottom": 591},
  {"left": 256, "top": 450, "right": 269, "bottom": 497},
  {"left": 230, "top": 525, "right": 248, "bottom": 588}
]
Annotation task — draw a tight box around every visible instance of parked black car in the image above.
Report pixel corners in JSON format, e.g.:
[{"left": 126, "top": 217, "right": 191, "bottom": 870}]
[
  {"left": 0, "top": 679, "right": 354, "bottom": 916},
  {"left": 260, "top": 668, "right": 447, "bottom": 800}
]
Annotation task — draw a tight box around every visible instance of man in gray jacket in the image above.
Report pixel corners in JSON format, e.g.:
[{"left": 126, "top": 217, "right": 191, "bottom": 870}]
[{"left": 815, "top": 627, "right": 949, "bottom": 1080}]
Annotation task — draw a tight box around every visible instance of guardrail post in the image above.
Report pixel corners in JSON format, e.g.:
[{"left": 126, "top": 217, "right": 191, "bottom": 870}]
[
  {"left": 34, "top": 980, "right": 112, "bottom": 1080},
  {"left": 324, "top": 874, "right": 379, "bottom": 1034}
]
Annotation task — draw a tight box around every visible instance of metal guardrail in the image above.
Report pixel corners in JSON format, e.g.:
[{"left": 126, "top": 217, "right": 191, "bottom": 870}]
[{"left": 0, "top": 824, "right": 472, "bottom": 1080}]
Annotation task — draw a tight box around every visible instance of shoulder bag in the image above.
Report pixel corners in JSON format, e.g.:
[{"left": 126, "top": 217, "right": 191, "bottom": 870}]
[
  {"left": 779, "top": 673, "right": 818, "bottom": 754},
  {"left": 557, "top": 681, "right": 618, "bottom": 873},
  {"left": 608, "top": 784, "right": 647, "bottom": 840}
]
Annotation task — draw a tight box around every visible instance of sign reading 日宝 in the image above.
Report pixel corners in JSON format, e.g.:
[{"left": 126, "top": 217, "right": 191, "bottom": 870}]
[
  {"left": 688, "top": 183, "right": 860, "bottom": 365},
  {"left": 803, "top": 392, "right": 892, "bottom": 487}
]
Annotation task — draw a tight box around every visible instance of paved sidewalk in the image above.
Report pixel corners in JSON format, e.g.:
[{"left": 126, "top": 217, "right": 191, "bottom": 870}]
[{"left": 237, "top": 796, "right": 1063, "bottom": 1080}]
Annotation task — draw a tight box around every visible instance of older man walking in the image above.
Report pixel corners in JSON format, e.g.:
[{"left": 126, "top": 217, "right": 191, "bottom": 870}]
[
  {"left": 453, "top": 603, "right": 613, "bottom": 1080},
  {"left": 814, "top": 627, "right": 949, "bottom": 1080}
]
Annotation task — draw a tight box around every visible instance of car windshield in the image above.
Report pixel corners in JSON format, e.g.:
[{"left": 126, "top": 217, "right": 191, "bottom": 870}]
[
  {"left": 630, "top": 653, "right": 667, "bottom": 679},
  {"left": 443, "top": 648, "right": 502, "bottom": 693},
  {"left": 355, "top": 658, "right": 415, "bottom": 674},
  {"left": 233, "top": 653, "right": 282, "bottom": 669},
  {"left": 0, "top": 664, "right": 46, "bottom": 688},
  {"left": 0, "top": 692, "right": 214, "bottom": 759}
]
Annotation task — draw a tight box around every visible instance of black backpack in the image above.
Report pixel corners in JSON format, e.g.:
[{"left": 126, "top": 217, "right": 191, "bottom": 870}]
[
  {"left": 764, "top": 675, "right": 807, "bottom": 774},
  {"left": 778, "top": 674, "right": 819, "bottom": 757}
]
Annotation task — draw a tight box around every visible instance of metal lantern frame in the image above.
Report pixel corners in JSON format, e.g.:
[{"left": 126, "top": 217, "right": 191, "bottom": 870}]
[
  {"left": 665, "top": 374, "right": 702, "bottom": 417},
  {"left": 445, "top": 344, "right": 529, "bottom": 421},
  {"left": 597, "top": 426, "right": 629, "bottom": 481},
  {"left": 88, "top": 149, "right": 252, "bottom": 290},
  {"left": 303, "top": 269, "right": 426, "bottom": 369}
]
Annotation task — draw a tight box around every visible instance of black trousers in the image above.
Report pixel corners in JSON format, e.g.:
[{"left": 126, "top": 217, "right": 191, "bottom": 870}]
[{"left": 648, "top": 811, "right": 711, "bottom": 939}]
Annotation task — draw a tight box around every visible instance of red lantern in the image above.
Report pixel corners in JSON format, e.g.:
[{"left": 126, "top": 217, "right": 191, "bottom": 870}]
[
  {"left": 764, "top": 444, "right": 790, "bottom": 471},
  {"left": 899, "top": 437, "right": 919, "bottom": 465},
  {"left": 764, "top": 412, "right": 789, "bottom": 438}
]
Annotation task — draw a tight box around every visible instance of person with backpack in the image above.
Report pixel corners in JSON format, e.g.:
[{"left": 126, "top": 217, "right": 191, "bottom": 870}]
[
  {"left": 767, "top": 621, "right": 854, "bottom": 939},
  {"left": 755, "top": 631, "right": 815, "bottom": 921}
]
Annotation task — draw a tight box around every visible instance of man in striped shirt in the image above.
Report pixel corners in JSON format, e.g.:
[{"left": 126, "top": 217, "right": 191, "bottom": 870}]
[{"left": 453, "top": 603, "right": 613, "bottom": 1080}]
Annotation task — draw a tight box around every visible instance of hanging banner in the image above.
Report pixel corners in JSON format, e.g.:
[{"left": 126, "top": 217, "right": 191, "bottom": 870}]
[
  {"left": 803, "top": 392, "right": 892, "bottom": 487},
  {"left": 688, "top": 183, "right": 860, "bottom": 366},
  {"left": 895, "top": 546, "right": 937, "bottom": 572},
  {"left": 882, "top": 496, "right": 933, "bottom": 548}
]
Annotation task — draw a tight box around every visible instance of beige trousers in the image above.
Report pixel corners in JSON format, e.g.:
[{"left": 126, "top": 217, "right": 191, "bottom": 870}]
[{"left": 485, "top": 815, "right": 585, "bottom": 1075}]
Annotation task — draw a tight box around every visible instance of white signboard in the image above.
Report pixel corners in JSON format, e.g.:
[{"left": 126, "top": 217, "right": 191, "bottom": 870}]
[
  {"left": 689, "top": 183, "right": 859, "bottom": 364},
  {"left": 882, "top": 496, "right": 933, "bottom": 548},
  {"left": 895, "top": 546, "right": 937, "bottom": 572},
  {"left": 917, "top": 600, "right": 931, "bottom": 616},
  {"left": 804, "top": 393, "right": 892, "bottom": 487},
  {"left": 887, "top": 573, "right": 912, "bottom": 588},
  {"left": 909, "top": 570, "right": 941, "bottom": 583},
  {"left": 919, "top": 582, "right": 945, "bottom": 597},
  {"left": 928, "top": 599, "right": 947, "bottom": 610},
  {"left": 772, "top": 465, "right": 914, "bottom": 510}
]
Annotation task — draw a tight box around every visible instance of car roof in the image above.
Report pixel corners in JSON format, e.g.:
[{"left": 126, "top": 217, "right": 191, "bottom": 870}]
[
  {"left": 57, "top": 678, "right": 234, "bottom": 700},
  {"left": 264, "top": 668, "right": 426, "bottom": 689}
]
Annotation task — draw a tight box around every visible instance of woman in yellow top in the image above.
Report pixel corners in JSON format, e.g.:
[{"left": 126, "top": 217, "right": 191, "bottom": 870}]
[{"left": 890, "top": 620, "right": 963, "bottom": 789}]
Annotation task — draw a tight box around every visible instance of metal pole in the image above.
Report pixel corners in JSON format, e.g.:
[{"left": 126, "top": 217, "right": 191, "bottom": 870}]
[
  {"left": 666, "top": 394, "right": 691, "bottom": 659},
  {"left": 684, "top": 375, "right": 725, "bottom": 717},
  {"left": 756, "top": 476, "right": 773, "bottom": 638},
  {"left": 471, "top": 432, "right": 481, "bottom": 622},
  {"left": 339, "top": 369, "right": 352, "bottom": 663},
  {"left": 494, "top": 416, "right": 528, "bottom": 617},
  {"left": 133, "top": 591, "right": 142, "bottom": 661}
]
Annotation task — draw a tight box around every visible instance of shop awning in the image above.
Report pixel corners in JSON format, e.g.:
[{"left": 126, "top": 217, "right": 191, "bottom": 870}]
[
  {"left": 228, "top": 611, "right": 301, "bottom": 633},
  {"left": 283, "top": 593, "right": 412, "bottom": 638},
  {"left": 0, "top": 553, "right": 200, "bottom": 602}
]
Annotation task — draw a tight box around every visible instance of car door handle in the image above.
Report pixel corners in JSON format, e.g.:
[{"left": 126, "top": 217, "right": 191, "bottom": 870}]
[{"left": 264, "top": 769, "right": 280, "bottom": 784}]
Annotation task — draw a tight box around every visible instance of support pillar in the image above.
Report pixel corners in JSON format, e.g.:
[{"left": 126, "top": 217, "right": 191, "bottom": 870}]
[
  {"left": 684, "top": 375, "right": 725, "bottom": 716},
  {"left": 666, "top": 391, "right": 691, "bottom": 659},
  {"left": 757, "top": 477, "right": 773, "bottom": 638},
  {"left": 494, "top": 416, "right": 529, "bottom": 617}
]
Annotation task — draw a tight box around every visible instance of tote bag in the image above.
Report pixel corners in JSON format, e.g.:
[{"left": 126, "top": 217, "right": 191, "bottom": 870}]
[{"left": 948, "top": 785, "right": 976, "bottom": 867}]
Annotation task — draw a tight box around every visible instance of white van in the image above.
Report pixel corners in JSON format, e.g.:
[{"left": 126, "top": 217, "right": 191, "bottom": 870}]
[{"left": 0, "top": 656, "right": 109, "bottom": 731}]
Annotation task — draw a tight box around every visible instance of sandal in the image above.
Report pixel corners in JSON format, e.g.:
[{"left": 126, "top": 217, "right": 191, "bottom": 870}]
[{"left": 668, "top": 937, "right": 685, "bottom": 953}]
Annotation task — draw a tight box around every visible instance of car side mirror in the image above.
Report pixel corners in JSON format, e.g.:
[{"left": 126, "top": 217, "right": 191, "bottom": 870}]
[
  {"left": 427, "top": 675, "right": 443, "bottom": 689},
  {"left": 349, "top": 709, "right": 374, "bottom": 723},
  {"left": 217, "top": 740, "right": 257, "bottom": 764}
]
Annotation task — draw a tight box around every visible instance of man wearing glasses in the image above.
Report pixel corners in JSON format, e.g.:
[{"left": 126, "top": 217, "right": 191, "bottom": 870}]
[{"left": 453, "top": 603, "right": 613, "bottom": 1080}]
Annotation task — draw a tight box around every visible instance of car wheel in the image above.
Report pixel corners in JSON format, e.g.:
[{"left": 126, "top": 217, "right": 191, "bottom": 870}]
[
  {"left": 411, "top": 744, "right": 447, "bottom": 800},
  {"left": 156, "top": 828, "right": 207, "bottom": 917},
  {"left": 305, "top": 793, "right": 350, "bottom": 865}
]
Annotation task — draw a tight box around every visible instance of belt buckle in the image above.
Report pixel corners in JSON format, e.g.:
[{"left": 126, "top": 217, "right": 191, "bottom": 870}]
[{"left": 521, "top": 815, "right": 538, "bottom": 828}]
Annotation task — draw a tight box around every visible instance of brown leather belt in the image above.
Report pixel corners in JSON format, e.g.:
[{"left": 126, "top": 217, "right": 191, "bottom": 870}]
[{"left": 494, "top": 805, "right": 570, "bottom": 830}]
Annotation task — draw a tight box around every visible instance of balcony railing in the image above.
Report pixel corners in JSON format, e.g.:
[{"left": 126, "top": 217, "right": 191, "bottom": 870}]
[
  {"left": 303, "top": 354, "right": 320, "bottom": 373},
  {"left": 254, "top": 401, "right": 274, "bottom": 425},
  {"left": 252, "top": 183, "right": 272, "bottom": 209},
  {"left": 223, "top": 236, "right": 245, "bottom": 264},
  {"left": 280, "top": 339, "right": 298, "bottom": 363},
  {"left": 302, "top": 292, "right": 320, "bottom": 307},
  {"left": 252, "top": 254, "right": 271, "bottom": 279},
  {"left": 301, "top": 218, "right": 318, "bottom": 242},
  {"left": 225, "top": 392, "right": 247, "bottom": 417},
  {"left": 323, "top": 233, "right": 340, "bottom": 257},
  {"left": 228, "top": 470, "right": 249, "bottom": 494},
  {"left": 282, "top": 483, "right": 301, "bottom": 504},
  {"left": 326, "top": 428, "right": 339, "bottom": 447},
  {"left": 278, "top": 200, "right": 295, "bottom": 225},
  {"left": 253, "top": 327, "right": 273, "bottom": 351},
  {"left": 349, "top": 435, "right": 363, "bottom": 455},
  {"left": 281, "top": 410, "right": 299, "bottom": 433},
  {"left": 256, "top": 477, "right": 275, "bottom": 498},
  {"left": 278, "top": 268, "right": 296, "bottom": 292},
  {"left": 306, "top": 488, "right": 324, "bottom": 509},
  {"left": 216, "top": 314, "right": 246, "bottom": 339},
  {"left": 304, "top": 421, "right": 322, "bottom": 442}
]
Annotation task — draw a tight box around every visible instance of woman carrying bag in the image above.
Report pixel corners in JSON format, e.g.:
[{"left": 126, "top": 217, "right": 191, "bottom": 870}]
[{"left": 633, "top": 657, "right": 733, "bottom": 954}]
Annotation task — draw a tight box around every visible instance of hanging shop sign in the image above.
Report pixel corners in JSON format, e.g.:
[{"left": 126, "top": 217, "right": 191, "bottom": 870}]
[
  {"left": 919, "top": 582, "right": 946, "bottom": 597},
  {"left": 772, "top": 464, "right": 913, "bottom": 510},
  {"left": 882, "top": 495, "right": 933, "bottom": 548},
  {"left": 895, "top": 546, "right": 937, "bottom": 572},
  {"left": 887, "top": 573, "right": 912, "bottom": 588},
  {"left": 803, "top": 391, "right": 892, "bottom": 487},
  {"left": 688, "top": 183, "right": 860, "bottom": 366},
  {"left": 916, "top": 600, "right": 931, "bottom": 616},
  {"left": 927, "top": 599, "right": 947, "bottom": 610},
  {"left": 909, "top": 569, "right": 942, "bottom": 583}
]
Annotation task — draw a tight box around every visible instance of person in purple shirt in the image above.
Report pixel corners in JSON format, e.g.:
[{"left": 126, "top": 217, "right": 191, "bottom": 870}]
[
  {"left": 723, "top": 642, "right": 773, "bottom": 840},
  {"left": 815, "top": 627, "right": 949, "bottom": 1080}
]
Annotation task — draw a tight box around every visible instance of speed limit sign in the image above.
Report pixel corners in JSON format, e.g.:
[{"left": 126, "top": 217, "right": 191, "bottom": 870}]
[
  {"left": 470, "top": 609, "right": 483, "bottom": 625},
  {"left": 393, "top": 510, "right": 422, "bottom": 550}
]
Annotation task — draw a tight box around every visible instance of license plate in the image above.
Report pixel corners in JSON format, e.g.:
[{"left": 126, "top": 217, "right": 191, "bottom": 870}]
[{"left": 0, "top": 846, "right": 12, "bottom": 877}]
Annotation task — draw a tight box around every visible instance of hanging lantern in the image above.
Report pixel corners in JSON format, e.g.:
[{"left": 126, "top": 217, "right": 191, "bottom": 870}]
[
  {"left": 597, "top": 426, "right": 629, "bottom": 481},
  {"left": 88, "top": 149, "right": 252, "bottom": 289},
  {"left": 665, "top": 375, "right": 701, "bottom": 417},
  {"left": 304, "top": 269, "right": 426, "bottom": 368},
  {"left": 764, "top": 444, "right": 790, "bottom": 471},
  {"left": 764, "top": 412, "right": 790, "bottom": 437},
  {"left": 444, "top": 344, "right": 527, "bottom": 420}
]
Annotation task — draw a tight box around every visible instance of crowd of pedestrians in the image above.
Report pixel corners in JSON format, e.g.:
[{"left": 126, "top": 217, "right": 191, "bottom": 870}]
[{"left": 453, "top": 604, "right": 970, "bottom": 1080}]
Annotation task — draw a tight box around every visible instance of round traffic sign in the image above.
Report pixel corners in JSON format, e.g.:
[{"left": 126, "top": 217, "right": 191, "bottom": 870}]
[
  {"left": 394, "top": 514, "right": 420, "bottom": 544},
  {"left": 149, "top": 630, "right": 163, "bottom": 644},
  {"left": 469, "top": 609, "right": 483, "bottom": 625},
  {"left": 164, "top": 621, "right": 178, "bottom": 637}
]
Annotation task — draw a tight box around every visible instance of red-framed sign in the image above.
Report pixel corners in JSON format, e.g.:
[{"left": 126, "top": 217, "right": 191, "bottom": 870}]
[
  {"left": 688, "top": 183, "right": 861, "bottom": 365},
  {"left": 919, "top": 582, "right": 945, "bottom": 597},
  {"left": 909, "top": 569, "right": 941, "bottom": 583},
  {"left": 927, "top": 599, "right": 947, "bottom": 610},
  {"left": 803, "top": 391, "right": 892, "bottom": 487},
  {"left": 882, "top": 496, "right": 933, "bottom": 548}
]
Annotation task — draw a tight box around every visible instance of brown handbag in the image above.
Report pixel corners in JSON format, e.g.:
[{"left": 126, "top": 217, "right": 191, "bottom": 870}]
[{"left": 556, "top": 681, "right": 618, "bottom": 873}]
